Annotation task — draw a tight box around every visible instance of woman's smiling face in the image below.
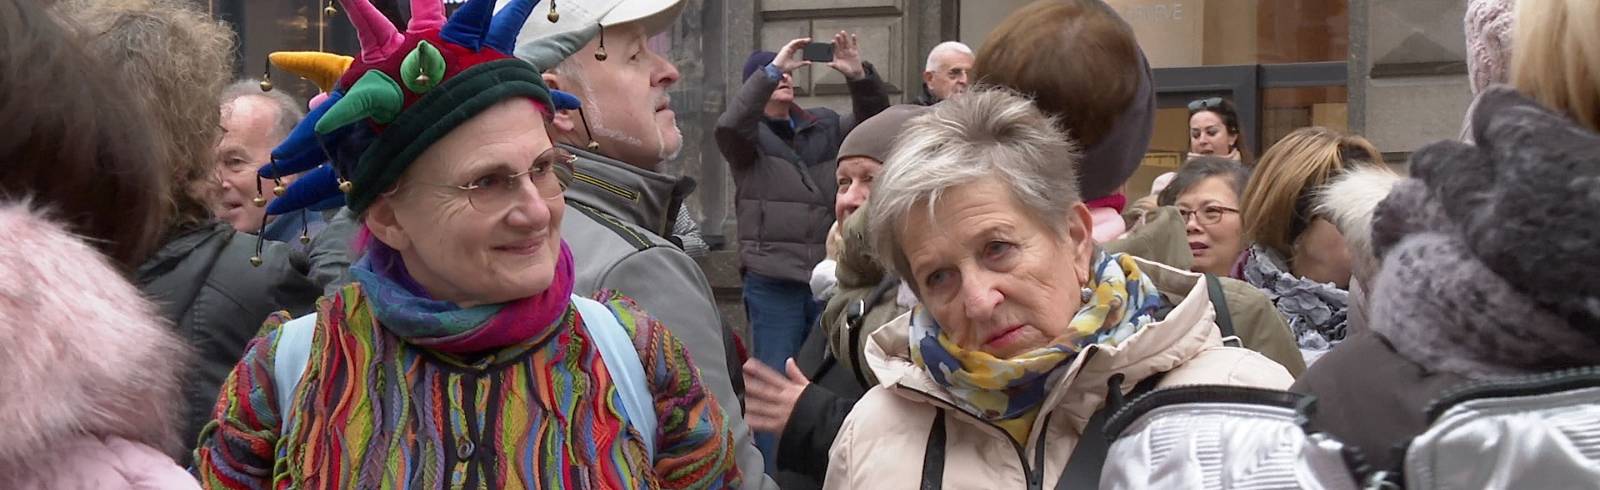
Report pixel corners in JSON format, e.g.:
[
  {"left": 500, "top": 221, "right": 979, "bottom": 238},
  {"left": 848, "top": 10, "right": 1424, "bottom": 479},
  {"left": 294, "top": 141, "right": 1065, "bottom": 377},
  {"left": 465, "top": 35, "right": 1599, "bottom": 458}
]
[{"left": 365, "top": 99, "right": 566, "bottom": 307}]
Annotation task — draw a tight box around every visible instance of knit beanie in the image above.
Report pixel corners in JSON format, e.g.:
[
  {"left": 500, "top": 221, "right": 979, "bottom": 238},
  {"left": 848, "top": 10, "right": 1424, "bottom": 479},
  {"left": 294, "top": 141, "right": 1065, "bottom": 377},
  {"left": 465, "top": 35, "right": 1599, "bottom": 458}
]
[
  {"left": 1465, "top": 0, "right": 1516, "bottom": 94},
  {"left": 742, "top": 51, "right": 777, "bottom": 81},
  {"left": 838, "top": 105, "right": 932, "bottom": 163},
  {"left": 1367, "top": 87, "right": 1600, "bottom": 376}
]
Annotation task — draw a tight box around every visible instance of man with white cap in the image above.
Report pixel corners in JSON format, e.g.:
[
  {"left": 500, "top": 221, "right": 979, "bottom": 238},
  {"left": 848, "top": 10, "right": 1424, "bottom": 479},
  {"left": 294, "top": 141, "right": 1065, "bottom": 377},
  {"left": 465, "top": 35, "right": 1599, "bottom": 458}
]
[{"left": 505, "top": 1, "right": 776, "bottom": 487}]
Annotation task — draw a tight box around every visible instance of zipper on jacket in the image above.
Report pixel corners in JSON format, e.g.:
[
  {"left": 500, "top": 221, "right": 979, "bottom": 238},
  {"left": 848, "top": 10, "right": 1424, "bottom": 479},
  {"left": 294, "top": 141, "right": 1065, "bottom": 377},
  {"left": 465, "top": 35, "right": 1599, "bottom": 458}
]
[
  {"left": 903, "top": 387, "right": 1047, "bottom": 489},
  {"left": 1424, "top": 365, "right": 1600, "bottom": 423}
]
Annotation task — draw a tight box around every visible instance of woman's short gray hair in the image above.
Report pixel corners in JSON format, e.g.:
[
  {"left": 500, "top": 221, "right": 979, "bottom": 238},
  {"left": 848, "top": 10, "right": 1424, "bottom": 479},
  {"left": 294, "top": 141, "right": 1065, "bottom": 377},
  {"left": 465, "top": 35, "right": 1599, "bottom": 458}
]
[{"left": 867, "top": 86, "right": 1083, "bottom": 284}]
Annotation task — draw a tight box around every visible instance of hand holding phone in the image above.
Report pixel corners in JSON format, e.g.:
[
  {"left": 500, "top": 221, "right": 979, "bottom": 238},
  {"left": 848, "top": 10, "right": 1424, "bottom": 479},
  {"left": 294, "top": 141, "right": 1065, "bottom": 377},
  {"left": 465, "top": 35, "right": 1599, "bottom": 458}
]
[{"left": 773, "top": 37, "right": 813, "bottom": 73}]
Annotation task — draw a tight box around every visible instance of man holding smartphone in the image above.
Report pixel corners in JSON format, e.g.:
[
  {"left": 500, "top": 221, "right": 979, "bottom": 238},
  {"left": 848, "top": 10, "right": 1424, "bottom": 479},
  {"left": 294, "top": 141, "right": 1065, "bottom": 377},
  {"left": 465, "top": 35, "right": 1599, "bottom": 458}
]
[{"left": 716, "top": 31, "right": 890, "bottom": 473}]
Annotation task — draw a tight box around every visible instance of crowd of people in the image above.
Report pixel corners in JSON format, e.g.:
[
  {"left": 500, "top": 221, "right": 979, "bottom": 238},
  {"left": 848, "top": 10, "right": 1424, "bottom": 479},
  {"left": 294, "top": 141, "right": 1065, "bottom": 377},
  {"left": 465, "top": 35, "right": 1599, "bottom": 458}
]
[{"left": 1, "top": 0, "right": 1597, "bottom": 488}]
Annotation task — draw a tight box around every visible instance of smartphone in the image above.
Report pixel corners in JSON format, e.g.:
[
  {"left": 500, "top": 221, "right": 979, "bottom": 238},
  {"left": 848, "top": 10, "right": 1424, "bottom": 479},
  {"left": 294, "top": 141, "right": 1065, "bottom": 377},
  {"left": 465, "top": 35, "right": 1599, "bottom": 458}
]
[{"left": 802, "top": 42, "right": 835, "bottom": 62}]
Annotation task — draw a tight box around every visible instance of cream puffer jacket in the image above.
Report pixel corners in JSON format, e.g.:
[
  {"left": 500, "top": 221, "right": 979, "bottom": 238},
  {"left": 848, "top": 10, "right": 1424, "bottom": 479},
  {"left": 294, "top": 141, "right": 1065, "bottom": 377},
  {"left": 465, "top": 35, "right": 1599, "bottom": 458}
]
[{"left": 824, "top": 258, "right": 1294, "bottom": 490}]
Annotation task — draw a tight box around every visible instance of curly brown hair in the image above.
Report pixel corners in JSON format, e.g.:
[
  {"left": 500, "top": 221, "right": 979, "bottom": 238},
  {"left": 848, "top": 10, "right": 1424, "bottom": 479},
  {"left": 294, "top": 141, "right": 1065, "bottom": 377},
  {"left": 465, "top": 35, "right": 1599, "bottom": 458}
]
[
  {"left": 0, "top": 0, "right": 168, "bottom": 267},
  {"left": 54, "top": 0, "right": 237, "bottom": 228}
]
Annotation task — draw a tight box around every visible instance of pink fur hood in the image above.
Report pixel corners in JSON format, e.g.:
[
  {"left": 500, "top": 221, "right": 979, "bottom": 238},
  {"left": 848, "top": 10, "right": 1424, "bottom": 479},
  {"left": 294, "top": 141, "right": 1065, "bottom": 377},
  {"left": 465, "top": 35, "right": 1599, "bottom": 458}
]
[{"left": 0, "top": 202, "right": 190, "bottom": 469}]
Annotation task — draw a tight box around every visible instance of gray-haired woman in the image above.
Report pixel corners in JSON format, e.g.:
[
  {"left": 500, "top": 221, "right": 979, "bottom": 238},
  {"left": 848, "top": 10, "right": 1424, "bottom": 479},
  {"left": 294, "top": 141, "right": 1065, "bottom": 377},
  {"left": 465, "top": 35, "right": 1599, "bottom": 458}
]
[{"left": 823, "top": 87, "right": 1292, "bottom": 489}]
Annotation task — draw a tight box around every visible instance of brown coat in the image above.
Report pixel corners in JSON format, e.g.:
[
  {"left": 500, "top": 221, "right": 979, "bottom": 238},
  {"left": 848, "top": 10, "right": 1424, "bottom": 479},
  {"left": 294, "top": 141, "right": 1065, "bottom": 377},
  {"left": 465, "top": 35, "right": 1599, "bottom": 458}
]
[{"left": 1289, "top": 332, "right": 1468, "bottom": 470}]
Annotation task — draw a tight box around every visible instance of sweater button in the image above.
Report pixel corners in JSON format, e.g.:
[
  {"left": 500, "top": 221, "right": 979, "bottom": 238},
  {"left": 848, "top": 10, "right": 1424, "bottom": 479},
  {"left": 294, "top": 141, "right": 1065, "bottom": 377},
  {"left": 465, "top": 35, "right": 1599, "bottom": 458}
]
[{"left": 457, "top": 437, "right": 475, "bottom": 459}]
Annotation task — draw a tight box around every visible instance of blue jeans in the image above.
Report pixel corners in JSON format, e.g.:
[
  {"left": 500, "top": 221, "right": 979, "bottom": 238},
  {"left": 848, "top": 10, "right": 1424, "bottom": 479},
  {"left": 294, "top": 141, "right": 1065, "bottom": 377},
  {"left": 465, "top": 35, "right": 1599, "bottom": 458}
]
[{"left": 742, "top": 271, "right": 823, "bottom": 473}]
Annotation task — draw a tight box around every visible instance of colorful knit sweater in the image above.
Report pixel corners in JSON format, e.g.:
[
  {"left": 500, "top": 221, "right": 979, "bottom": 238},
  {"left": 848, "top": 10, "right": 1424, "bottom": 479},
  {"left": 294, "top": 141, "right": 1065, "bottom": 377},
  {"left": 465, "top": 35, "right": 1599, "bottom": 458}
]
[{"left": 194, "top": 284, "right": 741, "bottom": 489}]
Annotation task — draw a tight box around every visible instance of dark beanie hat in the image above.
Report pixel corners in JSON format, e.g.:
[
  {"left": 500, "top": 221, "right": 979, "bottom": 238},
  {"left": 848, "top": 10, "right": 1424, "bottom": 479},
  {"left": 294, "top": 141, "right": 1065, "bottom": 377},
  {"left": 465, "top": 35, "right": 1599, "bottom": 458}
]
[
  {"left": 839, "top": 105, "right": 931, "bottom": 163},
  {"left": 743, "top": 51, "right": 778, "bottom": 81}
]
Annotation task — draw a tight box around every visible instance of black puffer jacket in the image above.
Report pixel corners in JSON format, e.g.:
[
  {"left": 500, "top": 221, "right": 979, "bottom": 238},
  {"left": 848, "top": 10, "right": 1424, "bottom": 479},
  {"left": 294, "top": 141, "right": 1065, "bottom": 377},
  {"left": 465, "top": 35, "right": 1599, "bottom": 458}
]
[
  {"left": 135, "top": 222, "right": 320, "bottom": 458},
  {"left": 715, "top": 63, "right": 890, "bottom": 283}
]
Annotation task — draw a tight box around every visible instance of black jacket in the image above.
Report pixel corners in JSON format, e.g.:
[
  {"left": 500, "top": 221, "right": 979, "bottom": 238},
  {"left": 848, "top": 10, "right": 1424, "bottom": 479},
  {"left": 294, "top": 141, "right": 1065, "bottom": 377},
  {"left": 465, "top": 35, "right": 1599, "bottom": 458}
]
[
  {"left": 135, "top": 222, "right": 320, "bottom": 459},
  {"left": 774, "top": 277, "right": 901, "bottom": 490}
]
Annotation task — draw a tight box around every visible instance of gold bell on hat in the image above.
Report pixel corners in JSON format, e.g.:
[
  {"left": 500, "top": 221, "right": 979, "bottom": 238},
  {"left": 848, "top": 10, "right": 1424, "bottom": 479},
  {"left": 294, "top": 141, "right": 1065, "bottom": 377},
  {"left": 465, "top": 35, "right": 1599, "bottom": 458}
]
[
  {"left": 259, "top": 58, "right": 273, "bottom": 91},
  {"left": 249, "top": 255, "right": 264, "bottom": 267},
  {"left": 324, "top": 0, "right": 338, "bottom": 17},
  {"left": 587, "top": 141, "right": 600, "bottom": 151},
  {"left": 273, "top": 184, "right": 286, "bottom": 196},
  {"left": 546, "top": 0, "right": 559, "bottom": 22},
  {"left": 299, "top": 233, "right": 311, "bottom": 245},
  {"left": 338, "top": 179, "right": 353, "bottom": 193},
  {"left": 594, "top": 23, "right": 608, "bottom": 61},
  {"left": 252, "top": 196, "right": 267, "bottom": 207}
]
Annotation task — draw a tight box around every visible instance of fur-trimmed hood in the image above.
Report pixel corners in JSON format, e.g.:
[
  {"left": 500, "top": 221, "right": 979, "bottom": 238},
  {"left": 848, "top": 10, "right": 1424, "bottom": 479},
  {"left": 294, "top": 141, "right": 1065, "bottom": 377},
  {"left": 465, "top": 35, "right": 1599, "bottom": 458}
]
[
  {"left": 0, "top": 202, "right": 190, "bottom": 468},
  {"left": 1367, "top": 87, "right": 1600, "bottom": 378}
]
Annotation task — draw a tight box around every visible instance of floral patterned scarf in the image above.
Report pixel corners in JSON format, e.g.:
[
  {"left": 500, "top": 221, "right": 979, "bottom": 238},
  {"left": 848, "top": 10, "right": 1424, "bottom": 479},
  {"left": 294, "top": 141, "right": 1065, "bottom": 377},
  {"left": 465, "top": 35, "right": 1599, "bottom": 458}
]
[{"left": 909, "top": 251, "right": 1163, "bottom": 442}]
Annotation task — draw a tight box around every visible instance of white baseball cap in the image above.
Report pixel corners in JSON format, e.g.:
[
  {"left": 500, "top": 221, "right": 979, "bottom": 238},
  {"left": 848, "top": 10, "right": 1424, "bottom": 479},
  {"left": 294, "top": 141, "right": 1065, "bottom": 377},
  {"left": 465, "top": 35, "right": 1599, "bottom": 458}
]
[{"left": 496, "top": 0, "right": 684, "bottom": 44}]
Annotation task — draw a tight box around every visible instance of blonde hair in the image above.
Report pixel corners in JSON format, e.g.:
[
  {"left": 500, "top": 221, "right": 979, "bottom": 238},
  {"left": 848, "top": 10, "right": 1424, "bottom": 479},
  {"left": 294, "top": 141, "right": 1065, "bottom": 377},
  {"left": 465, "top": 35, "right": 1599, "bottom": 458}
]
[
  {"left": 55, "top": 0, "right": 236, "bottom": 228},
  {"left": 1512, "top": 0, "right": 1600, "bottom": 132},
  {"left": 1240, "top": 127, "right": 1383, "bottom": 258}
]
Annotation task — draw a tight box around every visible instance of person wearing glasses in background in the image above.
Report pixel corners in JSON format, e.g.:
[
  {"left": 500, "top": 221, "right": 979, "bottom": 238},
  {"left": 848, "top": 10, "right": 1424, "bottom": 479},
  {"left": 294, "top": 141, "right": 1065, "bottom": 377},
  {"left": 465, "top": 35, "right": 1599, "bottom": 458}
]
[
  {"left": 1155, "top": 156, "right": 1249, "bottom": 278},
  {"left": 1187, "top": 97, "right": 1251, "bottom": 165},
  {"left": 1233, "top": 127, "right": 1384, "bottom": 366}
]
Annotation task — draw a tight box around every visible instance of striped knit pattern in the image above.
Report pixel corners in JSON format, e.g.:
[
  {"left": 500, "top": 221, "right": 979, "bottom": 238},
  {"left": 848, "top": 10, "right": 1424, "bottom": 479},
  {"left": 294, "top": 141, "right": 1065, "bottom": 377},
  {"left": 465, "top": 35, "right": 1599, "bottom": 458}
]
[{"left": 194, "top": 285, "right": 740, "bottom": 489}]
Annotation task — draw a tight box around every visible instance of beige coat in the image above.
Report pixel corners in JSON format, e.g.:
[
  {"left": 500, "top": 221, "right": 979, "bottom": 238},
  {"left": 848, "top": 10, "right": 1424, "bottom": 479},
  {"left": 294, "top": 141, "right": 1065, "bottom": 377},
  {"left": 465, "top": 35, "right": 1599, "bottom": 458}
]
[{"left": 824, "top": 258, "right": 1293, "bottom": 490}]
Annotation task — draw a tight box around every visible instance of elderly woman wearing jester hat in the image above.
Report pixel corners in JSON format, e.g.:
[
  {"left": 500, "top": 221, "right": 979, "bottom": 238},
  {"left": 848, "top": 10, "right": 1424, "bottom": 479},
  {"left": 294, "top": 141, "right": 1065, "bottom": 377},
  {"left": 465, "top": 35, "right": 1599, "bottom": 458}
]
[{"left": 192, "top": 0, "right": 742, "bottom": 488}]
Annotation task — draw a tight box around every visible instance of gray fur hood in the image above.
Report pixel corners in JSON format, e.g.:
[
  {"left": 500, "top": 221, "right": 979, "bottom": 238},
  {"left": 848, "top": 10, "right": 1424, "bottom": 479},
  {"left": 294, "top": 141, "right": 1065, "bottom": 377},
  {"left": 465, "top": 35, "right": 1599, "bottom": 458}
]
[{"left": 1368, "top": 86, "right": 1600, "bottom": 378}]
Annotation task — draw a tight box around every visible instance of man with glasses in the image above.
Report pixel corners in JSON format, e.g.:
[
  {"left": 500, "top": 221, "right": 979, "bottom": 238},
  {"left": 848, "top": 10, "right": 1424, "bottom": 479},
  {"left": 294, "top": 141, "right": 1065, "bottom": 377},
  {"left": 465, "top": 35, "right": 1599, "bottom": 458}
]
[
  {"left": 508, "top": 1, "right": 776, "bottom": 487},
  {"left": 918, "top": 41, "right": 974, "bottom": 105}
]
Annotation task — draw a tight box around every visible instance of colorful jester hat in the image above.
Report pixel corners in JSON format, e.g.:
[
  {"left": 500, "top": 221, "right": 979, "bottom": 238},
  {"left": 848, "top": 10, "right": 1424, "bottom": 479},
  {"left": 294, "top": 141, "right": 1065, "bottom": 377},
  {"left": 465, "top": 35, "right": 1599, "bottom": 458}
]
[{"left": 254, "top": 0, "right": 587, "bottom": 226}]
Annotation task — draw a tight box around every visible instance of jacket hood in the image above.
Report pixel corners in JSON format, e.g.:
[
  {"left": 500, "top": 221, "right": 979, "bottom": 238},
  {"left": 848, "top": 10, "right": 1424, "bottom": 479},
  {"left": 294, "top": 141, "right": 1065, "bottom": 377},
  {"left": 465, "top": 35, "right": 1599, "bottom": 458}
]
[
  {"left": 562, "top": 144, "right": 694, "bottom": 238},
  {"left": 0, "top": 203, "right": 190, "bottom": 465},
  {"left": 1368, "top": 86, "right": 1600, "bottom": 378},
  {"left": 864, "top": 256, "right": 1224, "bottom": 432}
]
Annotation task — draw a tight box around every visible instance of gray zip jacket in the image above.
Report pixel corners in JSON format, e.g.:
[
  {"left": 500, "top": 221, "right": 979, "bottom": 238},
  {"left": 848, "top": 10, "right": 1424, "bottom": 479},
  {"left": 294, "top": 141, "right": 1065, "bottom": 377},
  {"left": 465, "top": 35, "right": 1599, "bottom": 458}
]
[{"left": 560, "top": 146, "right": 775, "bottom": 490}]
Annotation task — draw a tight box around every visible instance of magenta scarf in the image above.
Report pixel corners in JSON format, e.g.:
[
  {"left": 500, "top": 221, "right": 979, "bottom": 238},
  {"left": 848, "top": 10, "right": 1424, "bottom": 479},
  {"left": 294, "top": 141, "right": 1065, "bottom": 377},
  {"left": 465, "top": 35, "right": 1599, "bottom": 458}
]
[{"left": 350, "top": 240, "right": 576, "bottom": 354}]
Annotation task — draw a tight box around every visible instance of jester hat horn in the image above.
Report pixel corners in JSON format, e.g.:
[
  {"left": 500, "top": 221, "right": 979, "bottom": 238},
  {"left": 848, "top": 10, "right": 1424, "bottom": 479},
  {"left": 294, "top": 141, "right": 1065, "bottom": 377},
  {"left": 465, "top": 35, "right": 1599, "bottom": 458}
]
[{"left": 257, "top": 0, "right": 590, "bottom": 220}]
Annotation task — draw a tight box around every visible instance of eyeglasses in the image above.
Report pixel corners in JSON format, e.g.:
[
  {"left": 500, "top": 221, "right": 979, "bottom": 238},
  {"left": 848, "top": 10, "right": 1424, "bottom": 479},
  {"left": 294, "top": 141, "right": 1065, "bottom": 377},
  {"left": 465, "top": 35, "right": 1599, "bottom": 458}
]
[
  {"left": 1178, "top": 205, "right": 1239, "bottom": 225},
  {"left": 423, "top": 146, "right": 576, "bottom": 212},
  {"left": 1187, "top": 97, "right": 1225, "bottom": 112}
]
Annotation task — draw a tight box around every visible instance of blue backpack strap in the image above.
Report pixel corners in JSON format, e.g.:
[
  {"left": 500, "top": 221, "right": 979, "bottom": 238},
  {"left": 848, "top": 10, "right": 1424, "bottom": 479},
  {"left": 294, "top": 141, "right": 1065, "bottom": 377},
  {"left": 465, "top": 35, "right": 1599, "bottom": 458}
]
[
  {"left": 272, "top": 312, "right": 318, "bottom": 431},
  {"left": 572, "top": 295, "right": 658, "bottom": 458}
]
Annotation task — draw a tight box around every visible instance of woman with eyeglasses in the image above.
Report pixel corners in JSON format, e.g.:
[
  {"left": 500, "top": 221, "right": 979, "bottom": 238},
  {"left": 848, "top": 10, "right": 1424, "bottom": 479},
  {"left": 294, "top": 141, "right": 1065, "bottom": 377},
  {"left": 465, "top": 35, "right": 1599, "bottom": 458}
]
[
  {"left": 1187, "top": 97, "right": 1251, "bottom": 164},
  {"left": 192, "top": 0, "right": 741, "bottom": 488},
  {"left": 1233, "top": 126, "right": 1384, "bottom": 366},
  {"left": 1155, "top": 157, "right": 1249, "bottom": 277}
]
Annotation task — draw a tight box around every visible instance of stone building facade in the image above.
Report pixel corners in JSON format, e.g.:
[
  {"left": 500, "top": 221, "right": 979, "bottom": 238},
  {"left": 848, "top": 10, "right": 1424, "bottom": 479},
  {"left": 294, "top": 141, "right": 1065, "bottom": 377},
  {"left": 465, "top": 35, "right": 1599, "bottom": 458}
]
[{"left": 214, "top": 0, "right": 1474, "bottom": 336}]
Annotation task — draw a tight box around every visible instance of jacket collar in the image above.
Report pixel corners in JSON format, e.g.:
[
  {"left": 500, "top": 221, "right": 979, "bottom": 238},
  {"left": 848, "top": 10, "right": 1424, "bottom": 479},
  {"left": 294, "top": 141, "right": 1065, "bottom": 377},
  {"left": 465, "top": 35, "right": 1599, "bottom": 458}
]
[
  {"left": 134, "top": 221, "right": 233, "bottom": 285},
  {"left": 865, "top": 257, "right": 1221, "bottom": 437},
  {"left": 561, "top": 144, "right": 696, "bottom": 238}
]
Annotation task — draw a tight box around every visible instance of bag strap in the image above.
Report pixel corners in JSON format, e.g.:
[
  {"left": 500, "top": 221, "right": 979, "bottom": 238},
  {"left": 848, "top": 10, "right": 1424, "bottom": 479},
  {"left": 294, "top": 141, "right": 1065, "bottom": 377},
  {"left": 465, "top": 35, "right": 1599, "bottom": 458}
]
[
  {"left": 1204, "top": 274, "right": 1242, "bottom": 348},
  {"left": 845, "top": 277, "right": 902, "bottom": 389},
  {"left": 1056, "top": 372, "right": 1167, "bottom": 489},
  {"left": 272, "top": 313, "right": 317, "bottom": 431},
  {"left": 573, "top": 295, "right": 658, "bottom": 458},
  {"left": 920, "top": 410, "right": 948, "bottom": 490}
]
